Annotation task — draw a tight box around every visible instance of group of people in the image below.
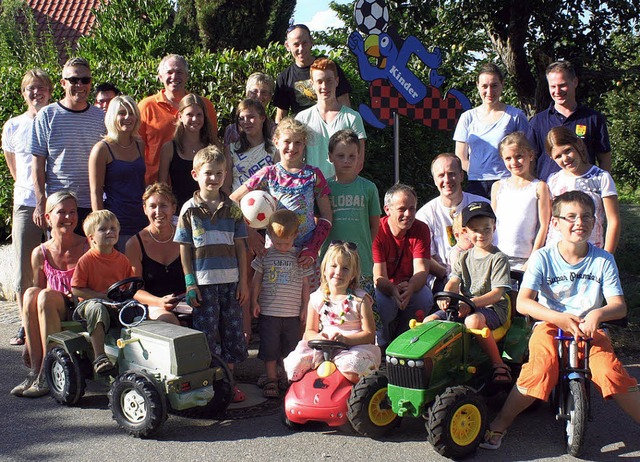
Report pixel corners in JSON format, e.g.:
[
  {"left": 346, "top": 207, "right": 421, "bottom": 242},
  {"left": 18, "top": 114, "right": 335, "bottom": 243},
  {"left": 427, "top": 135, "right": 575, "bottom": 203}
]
[{"left": 2, "top": 22, "right": 639, "bottom": 449}]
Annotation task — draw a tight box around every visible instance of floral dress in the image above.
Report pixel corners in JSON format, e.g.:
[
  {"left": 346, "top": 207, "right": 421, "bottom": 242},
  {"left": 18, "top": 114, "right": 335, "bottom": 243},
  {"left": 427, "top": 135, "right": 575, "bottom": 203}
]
[{"left": 283, "top": 288, "right": 381, "bottom": 381}]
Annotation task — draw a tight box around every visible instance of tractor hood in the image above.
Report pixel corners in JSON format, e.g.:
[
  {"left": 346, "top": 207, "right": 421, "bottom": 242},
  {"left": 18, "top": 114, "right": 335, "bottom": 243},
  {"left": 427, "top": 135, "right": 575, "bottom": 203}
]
[{"left": 385, "top": 320, "right": 463, "bottom": 360}]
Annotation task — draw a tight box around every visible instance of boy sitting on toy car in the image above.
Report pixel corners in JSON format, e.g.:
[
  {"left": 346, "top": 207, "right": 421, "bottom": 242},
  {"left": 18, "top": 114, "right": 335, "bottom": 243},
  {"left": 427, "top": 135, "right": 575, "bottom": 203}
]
[
  {"left": 481, "top": 191, "right": 640, "bottom": 450},
  {"left": 72, "top": 210, "right": 135, "bottom": 374}
]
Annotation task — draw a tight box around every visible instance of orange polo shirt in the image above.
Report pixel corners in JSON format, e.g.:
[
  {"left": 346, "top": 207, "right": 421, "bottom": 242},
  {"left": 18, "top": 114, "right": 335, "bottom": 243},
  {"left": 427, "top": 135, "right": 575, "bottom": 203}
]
[{"left": 138, "top": 89, "right": 218, "bottom": 185}]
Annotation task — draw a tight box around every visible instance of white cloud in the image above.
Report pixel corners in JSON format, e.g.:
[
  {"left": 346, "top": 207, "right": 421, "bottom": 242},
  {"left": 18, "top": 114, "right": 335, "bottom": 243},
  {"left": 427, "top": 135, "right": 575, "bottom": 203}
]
[{"left": 307, "top": 9, "right": 345, "bottom": 32}]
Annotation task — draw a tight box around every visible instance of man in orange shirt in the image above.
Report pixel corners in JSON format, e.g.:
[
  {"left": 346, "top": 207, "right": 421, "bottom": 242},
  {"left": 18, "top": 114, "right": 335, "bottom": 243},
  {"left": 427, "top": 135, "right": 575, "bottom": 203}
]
[{"left": 138, "top": 54, "right": 219, "bottom": 184}]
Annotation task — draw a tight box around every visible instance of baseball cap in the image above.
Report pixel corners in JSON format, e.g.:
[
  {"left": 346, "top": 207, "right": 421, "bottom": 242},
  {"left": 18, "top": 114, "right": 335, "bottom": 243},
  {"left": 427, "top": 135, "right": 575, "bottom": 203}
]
[{"left": 462, "top": 202, "right": 496, "bottom": 226}]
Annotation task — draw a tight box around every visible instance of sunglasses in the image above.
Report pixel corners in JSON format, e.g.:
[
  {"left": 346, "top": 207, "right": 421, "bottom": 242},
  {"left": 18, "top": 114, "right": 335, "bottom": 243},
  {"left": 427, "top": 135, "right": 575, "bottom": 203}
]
[
  {"left": 330, "top": 240, "right": 358, "bottom": 250},
  {"left": 63, "top": 77, "right": 92, "bottom": 85},
  {"left": 286, "top": 23, "right": 311, "bottom": 34}
]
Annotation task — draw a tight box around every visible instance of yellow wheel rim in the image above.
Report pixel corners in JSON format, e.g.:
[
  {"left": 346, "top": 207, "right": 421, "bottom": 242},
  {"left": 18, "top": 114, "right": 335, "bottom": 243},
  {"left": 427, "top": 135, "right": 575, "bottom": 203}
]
[
  {"left": 368, "top": 387, "right": 397, "bottom": 427},
  {"left": 449, "top": 403, "right": 482, "bottom": 446}
]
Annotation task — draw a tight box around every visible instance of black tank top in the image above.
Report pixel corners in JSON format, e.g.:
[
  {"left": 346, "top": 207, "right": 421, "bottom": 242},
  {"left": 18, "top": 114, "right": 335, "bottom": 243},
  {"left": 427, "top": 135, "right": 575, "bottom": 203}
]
[
  {"left": 168, "top": 141, "right": 198, "bottom": 213},
  {"left": 135, "top": 233, "right": 185, "bottom": 296}
]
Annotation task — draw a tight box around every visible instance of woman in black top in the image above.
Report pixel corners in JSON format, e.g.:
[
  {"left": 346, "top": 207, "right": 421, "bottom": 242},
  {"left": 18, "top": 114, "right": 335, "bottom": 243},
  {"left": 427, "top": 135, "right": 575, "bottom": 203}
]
[{"left": 125, "top": 183, "right": 184, "bottom": 324}]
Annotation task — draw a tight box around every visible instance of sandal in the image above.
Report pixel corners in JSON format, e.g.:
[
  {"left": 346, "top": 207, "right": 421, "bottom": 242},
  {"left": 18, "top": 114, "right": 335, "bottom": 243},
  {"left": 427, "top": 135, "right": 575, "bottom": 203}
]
[
  {"left": 479, "top": 429, "right": 506, "bottom": 450},
  {"left": 93, "top": 354, "right": 114, "bottom": 374},
  {"left": 492, "top": 364, "right": 512, "bottom": 384},
  {"left": 256, "top": 374, "right": 269, "bottom": 388},
  {"left": 10, "top": 326, "right": 25, "bottom": 346},
  {"left": 232, "top": 385, "right": 246, "bottom": 403},
  {"left": 263, "top": 380, "right": 279, "bottom": 399}
]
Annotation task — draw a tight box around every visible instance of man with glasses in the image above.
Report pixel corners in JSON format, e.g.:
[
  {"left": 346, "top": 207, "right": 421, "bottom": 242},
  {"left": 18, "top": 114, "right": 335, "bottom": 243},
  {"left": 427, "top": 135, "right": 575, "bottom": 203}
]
[
  {"left": 30, "top": 57, "right": 105, "bottom": 233},
  {"left": 273, "top": 24, "right": 352, "bottom": 123}
]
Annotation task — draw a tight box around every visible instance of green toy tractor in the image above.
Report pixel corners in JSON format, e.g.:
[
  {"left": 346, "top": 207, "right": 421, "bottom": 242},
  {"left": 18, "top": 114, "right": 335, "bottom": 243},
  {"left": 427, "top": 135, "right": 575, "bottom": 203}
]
[{"left": 347, "top": 291, "right": 531, "bottom": 458}]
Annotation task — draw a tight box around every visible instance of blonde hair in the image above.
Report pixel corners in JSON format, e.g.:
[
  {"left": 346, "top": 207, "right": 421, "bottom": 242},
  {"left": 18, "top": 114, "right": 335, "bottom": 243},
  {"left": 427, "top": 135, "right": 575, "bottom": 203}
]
[
  {"left": 193, "top": 145, "right": 226, "bottom": 172},
  {"left": 273, "top": 117, "right": 311, "bottom": 146},
  {"left": 21, "top": 69, "right": 53, "bottom": 94},
  {"left": 498, "top": 131, "right": 535, "bottom": 159},
  {"left": 452, "top": 212, "right": 464, "bottom": 237},
  {"left": 83, "top": 210, "right": 119, "bottom": 237},
  {"left": 267, "top": 209, "right": 299, "bottom": 238},
  {"left": 320, "top": 243, "right": 361, "bottom": 295},
  {"left": 45, "top": 190, "right": 77, "bottom": 215},
  {"left": 104, "top": 95, "right": 140, "bottom": 142}
]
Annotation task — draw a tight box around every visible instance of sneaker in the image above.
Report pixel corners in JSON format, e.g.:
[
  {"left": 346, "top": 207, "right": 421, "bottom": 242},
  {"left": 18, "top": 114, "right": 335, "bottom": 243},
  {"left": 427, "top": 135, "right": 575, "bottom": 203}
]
[
  {"left": 22, "top": 375, "right": 49, "bottom": 398},
  {"left": 10, "top": 372, "right": 36, "bottom": 397}
]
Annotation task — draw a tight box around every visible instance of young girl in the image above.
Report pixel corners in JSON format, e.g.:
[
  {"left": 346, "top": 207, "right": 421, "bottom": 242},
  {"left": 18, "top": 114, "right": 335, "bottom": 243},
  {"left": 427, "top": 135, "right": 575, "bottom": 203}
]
[
  {"left": 158, "top": 93, "right": 218, "bottom": 214},
  {"left": 491, "top": 132, "right": 551, "bottom": 270},
  {"left": 230, "top": 117, "right": 333, "bottom": 289},
  {"left": 283, "top": 241, "right": 380, "bottom": 383},
  {"left": 224, "top": 99, "right": 278, "bottom": 193},
  {"left": 544, "top": 126, "right": 620, "bottom": 253}
]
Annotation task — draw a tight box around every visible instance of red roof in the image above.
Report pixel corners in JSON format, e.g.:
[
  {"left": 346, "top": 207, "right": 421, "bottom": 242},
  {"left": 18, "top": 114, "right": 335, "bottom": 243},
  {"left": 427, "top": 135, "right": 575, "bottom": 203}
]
[{"left": 26, "top": 0, "right": 102, "bottom": 59}]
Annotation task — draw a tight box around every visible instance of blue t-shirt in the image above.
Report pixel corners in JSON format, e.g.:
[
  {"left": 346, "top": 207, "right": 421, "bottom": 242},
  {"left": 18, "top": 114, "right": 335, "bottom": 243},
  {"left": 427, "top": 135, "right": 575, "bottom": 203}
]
[
  {"left": 522, "top": 243, "right": 623, "bottom": 318},
  {"left": 527, "top": 104, "right": 611, "bottom": 181}
]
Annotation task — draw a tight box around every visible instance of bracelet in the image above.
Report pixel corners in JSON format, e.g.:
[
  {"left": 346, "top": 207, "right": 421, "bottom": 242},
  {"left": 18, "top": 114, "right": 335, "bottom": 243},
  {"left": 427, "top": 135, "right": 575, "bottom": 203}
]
[{"left": 185, "top": 273, "right": 197, "bottom": 287}]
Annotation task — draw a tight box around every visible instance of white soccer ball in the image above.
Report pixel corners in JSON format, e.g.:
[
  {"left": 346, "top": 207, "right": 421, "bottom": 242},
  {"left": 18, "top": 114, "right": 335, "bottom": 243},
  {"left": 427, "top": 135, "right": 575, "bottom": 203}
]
[
  {"left": 354, "top": 0, "right": 389, "bottom": 35},
  {"left": 240, "top": 190, "right": 278, "bottom": 229}
]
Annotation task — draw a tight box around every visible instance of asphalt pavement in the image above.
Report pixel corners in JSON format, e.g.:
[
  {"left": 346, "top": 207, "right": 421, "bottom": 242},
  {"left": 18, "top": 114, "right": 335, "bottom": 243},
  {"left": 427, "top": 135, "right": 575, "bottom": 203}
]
[{"left": 1, "top": 301, "right": 639, "bottom": 461}]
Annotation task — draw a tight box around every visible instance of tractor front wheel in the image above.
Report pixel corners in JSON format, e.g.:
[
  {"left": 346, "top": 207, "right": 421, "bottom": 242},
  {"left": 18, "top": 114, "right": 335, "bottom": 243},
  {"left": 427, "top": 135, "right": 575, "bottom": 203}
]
[{"left": 347, "top": 371, "right": 399, "bottom": 438}]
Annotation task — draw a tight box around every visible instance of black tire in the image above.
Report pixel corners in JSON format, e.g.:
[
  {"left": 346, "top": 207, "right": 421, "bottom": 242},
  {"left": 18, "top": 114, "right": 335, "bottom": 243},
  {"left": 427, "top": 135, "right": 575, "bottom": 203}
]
[
  {"left": 44, "top": 347, "right": 85, "bottom": 405},
  {"left": 565, "top": 380, "right": 587, "bottom": 457},
  {"left": 427, "top": 386, "right": 487, "bottom": 459},
  {"left": 203, "top": 356, "right": 234, "bottom": 418},
  {"left": 347, "top": 371, "right": 399, "bottom": 438},
  {"left": 109, "top": 373, "right": 167, "bottom": 438},
  {"left": 281, "top": 406, "right": 304, "bottom": 431}
]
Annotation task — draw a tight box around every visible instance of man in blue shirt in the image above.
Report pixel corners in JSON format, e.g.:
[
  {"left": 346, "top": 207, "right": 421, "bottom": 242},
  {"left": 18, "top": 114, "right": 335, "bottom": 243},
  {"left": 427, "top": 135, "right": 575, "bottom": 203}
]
[{"left": 528, "top": 61, "right": 611, "bottom": 181}]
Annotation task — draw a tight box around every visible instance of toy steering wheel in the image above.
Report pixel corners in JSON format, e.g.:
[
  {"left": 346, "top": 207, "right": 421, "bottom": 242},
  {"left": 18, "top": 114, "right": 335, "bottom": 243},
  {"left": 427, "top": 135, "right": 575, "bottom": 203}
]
[
  {"left": 434, "top": 291, "right": 477, "bottom": 321},
  {"left": 107, "top": 277, "right": 145, "bottom": 303},
  {"left": 308, "top": 339, "right": 349, "bottom": 351}
]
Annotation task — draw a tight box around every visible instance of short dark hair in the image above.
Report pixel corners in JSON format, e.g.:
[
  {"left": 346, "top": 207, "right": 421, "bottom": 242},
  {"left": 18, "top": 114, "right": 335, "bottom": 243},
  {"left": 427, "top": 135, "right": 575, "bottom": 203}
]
[
  {"left": 552, "top": 191, "right": 595, "bottom": 217},
  {"left": 546, "top": 61, "right": 576, "bottom": 80},
  {"left": 477, "top": 62, "right": 504, "bottom": 83},
  {"left": 328, "top": 129, "right": 359, "bottom": 153},
  {"left": 95, "top": 82, "right": 121, "bottom": 96}
]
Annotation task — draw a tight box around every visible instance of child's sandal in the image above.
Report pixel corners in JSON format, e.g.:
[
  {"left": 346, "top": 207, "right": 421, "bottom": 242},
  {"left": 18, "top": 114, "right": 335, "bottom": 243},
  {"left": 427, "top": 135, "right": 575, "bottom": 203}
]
[
  {"left": 491, "top": 364, "right": 512, "bottom": 384},
  {"left": 479, "top": 429, "right": 506, "bottom": 450},
  {"left": 93, "top": 354, "right": 114, "bottom": 374},
  {"left": 232, "top": 385, "right": 246, "bottom": 403},
  {"left": 263, "top": 380, "right": 279, "bottom": 399}
]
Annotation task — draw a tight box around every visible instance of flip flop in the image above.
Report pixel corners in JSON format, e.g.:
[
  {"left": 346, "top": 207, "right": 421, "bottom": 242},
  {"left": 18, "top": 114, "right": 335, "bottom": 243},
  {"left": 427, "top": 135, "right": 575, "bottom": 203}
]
[
  {"left": 10, "top": 326, "right": 25, "bottom": 346},
  {"left": 232, "top": 385, "right": 246, "bottom": 403},
  {"left": 479, "top": 429, "right": 506, "bottom": 450}
]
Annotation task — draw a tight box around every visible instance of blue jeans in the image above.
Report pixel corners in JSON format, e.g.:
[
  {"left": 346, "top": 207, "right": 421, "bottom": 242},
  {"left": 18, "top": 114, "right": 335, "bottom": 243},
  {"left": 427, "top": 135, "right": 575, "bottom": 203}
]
[{"left": 374, "top": 284, "right": 434, "bottom": 348}]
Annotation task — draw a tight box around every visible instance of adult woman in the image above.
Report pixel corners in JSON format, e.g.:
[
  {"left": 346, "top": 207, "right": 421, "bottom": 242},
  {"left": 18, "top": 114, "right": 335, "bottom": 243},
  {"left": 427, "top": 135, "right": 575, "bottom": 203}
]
[
  {"left": 11, "top": 191, "right": 87, "bottom": 397},
  {"left": 125, "top": 183, "right": 184, "bottom": 325},
  {"left": 89, "top": 95, "right": 147, "bottom": 251},
  {"left": 3, "top": 69, "right": 53, "bottom": 346},
  {"left": 454, "top": 63, "right": 529, "bottom": 199},
  {"left": 158, "top": 94, "right": 218, "bottom": 214}
]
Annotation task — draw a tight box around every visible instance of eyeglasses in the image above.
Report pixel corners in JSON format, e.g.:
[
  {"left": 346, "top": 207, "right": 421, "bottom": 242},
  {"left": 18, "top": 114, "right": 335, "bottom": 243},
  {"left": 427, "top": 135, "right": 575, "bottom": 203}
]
[
  {"left": 63, "top": 77, "right": 92, "bottom": 85},
  {"left": 330, "top": 240, "right": 358, "bottom": 250},
  {"left": 248, "top": 89, "right": 272, "bottom": 98},
  {"left": 555, "top": 214, "right": 595, "bottom": 223},
  {"left": 286, "top": 23, "right": 311, "bottom": 34}
]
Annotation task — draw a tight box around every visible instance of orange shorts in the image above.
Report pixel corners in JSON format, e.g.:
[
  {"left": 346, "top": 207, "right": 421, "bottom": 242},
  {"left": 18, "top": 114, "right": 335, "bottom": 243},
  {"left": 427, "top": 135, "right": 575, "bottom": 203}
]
[{"left": 516, "top": 321, "right": 638, "bottom": 400}]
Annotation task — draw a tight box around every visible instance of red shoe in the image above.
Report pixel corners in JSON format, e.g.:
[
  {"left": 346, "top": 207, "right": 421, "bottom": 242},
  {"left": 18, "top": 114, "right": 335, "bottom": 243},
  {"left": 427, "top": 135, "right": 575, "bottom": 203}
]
[{"left": 232, "top": 385, "right": 246, "bottom": 403}]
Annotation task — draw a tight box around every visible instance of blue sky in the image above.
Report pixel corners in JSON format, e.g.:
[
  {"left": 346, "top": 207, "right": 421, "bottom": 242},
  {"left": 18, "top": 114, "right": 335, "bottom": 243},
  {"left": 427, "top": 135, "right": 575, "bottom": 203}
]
[{"left": 293, "top": 0, "right": 351, "bottom": 32}]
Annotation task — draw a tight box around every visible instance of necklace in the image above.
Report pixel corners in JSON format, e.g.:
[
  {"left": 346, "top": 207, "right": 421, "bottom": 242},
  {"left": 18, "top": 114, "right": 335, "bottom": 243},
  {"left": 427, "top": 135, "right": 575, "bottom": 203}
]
[
  {"left": 115, "top": 139, "right": 134, "bottom": 149},
  {"left": 148, "top": 225, "right": 175, "bottom": 244}
]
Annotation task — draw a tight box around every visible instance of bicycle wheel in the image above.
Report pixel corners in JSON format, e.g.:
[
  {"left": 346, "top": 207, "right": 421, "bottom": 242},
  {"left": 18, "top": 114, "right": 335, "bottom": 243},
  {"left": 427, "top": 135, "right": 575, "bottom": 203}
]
[{"left": 565, "top": 379, "right": 587, "bottom": 457}]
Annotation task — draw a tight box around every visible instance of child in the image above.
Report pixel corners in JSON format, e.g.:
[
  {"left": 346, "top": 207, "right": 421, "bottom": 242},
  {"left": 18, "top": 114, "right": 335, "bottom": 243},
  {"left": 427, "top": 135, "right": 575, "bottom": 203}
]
[
  {"left": 426, "top": 201, "right": 512, "bottom": 384},
  {"left": 295, "top": 58, "right": 367, "bottom": 179},
  {"left": 323, "top": 129, "right": 380, "bottom": 294},
  {"left": 251, "top": 210, "right": 313, "bottom": 398},
  {"left": 448, "top": 212, "right": 473, "bottom": 267},
  {"left": 491, "top": 132, "right": 551, "bottom": 271},
  {"left": 545, "top": 126, "right": 620, "bottom": 254},
  {"left": 174, "top": 145, "right": 249, "bottom": 402},
  {"left": 71, "top": 210, "right": 135, "bottom": 374},
  {"left": 224, "top": 99, "right": 278, "bottom": 193},
  {"left": 283, "top": 241, "right": 380, "bottom": 383},
  {"left": 481, "top": 191, "right": 640, "bottom": 450},
  {"left": 230, "top": 117, "right": 333, "bottom": 290}
]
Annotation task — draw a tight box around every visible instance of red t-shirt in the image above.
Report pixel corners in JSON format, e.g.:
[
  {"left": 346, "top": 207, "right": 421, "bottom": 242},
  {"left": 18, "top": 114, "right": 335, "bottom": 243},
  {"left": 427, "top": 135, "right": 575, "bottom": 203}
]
[{"left": 372, "top": 216, "right": 431, "bottom": 284}]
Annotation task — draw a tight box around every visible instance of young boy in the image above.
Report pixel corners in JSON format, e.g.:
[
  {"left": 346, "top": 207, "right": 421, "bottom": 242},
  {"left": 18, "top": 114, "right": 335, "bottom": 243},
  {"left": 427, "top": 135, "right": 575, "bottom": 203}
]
[
  {"left": 295, "top": 58, "right": 366, "bottom": 179},
  {"left": 251, "top": 210, "right": 314, "bottom": 398},
  {"left": 481, "top": 191, "right": 640, "bottom": 450},
  {"left": 72, "top": 210, "right": 134, "bottom": 374},
  {"left": 323, "top": 129, "right": 380, "bottom": 293},
  {"left": 427, "top": 201, "right": 512, "bottom": 384},
  {"left": 174, "top": 146, "right": 249, "bottom": 402}
]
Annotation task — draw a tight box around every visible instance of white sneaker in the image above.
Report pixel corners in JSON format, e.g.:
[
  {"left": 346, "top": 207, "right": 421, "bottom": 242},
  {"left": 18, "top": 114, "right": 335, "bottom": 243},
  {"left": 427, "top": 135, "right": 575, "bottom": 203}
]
[
  {"left": 10, "top": 372, "right": 36, "bottom": 397},
  {"left": 22, "top": 375, "right": 49, "bottom": 398}
]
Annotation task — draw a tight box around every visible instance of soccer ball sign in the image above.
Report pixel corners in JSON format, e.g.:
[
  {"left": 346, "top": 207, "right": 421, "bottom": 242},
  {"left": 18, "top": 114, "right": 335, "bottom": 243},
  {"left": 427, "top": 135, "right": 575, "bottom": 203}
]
[
  {"left": 354, "top": 0, "right": 389, "bottom": 35},
  {"left": 240, "top": 190, "right": 278, "bottom": 229}
]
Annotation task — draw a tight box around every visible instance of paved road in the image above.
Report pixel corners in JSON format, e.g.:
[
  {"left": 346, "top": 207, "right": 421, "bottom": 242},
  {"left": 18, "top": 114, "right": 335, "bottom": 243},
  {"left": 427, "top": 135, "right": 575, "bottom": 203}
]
[{"left": 1, "top": 306, "right": 639, "bottom": 461}]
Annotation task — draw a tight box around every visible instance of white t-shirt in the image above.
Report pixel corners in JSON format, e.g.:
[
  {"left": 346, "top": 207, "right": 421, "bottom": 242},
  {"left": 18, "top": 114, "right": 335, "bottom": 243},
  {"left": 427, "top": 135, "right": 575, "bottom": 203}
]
[
  {"left": 2, "top": 113, "right": 36, "bottom": 207},
  {"left": 229, "top": 141, "right": 276, "bottom": 192}
]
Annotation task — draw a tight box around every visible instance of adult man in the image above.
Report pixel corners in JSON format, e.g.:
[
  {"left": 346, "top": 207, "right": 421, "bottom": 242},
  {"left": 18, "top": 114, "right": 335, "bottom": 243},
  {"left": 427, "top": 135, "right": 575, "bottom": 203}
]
[
  {"left": 528, "top": 61, "right": 611, "bottom": 181},
  {"left": 31, "top": 57, "right": 105, "bottom": 232},
  {"left": 415, "top": 153, "right": 489, "bottom": 288},
  {"left": 295, "top": 58, "right": 366, "bottom": 178},
  {"left": 138, "top": 54, "right": 218, "bottom": 184},
  {"left": 273, "top": 24, "right": 351, "bottom": 123},
  {"left": 373, "top": 183, "right": 433, "bottom": 349},
  {"left": 94, "top": 82, "right": 121, "bottom": 112},
  {"left": 2, "top": 69, "right": 52, "bottom": 346}
]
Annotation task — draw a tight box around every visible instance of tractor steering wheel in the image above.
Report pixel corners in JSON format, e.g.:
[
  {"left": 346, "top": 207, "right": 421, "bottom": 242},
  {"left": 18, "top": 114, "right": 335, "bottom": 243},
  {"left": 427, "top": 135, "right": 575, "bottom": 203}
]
[
  {"left": 434, "top": 291, "right": 477, "bottom": 322},
  {"left": 107, "top": 277, "right": 145, "bottom": 303},
  {"left": 308, "top": 339, "right": 349, "bottom": 362}
]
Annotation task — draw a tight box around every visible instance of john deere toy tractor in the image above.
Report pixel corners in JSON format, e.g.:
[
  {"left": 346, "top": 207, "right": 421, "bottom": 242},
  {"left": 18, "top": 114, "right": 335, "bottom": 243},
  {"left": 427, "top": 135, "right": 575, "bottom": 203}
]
[{"left": 347, "top": 291, "right": 531, "bottom": 458}]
